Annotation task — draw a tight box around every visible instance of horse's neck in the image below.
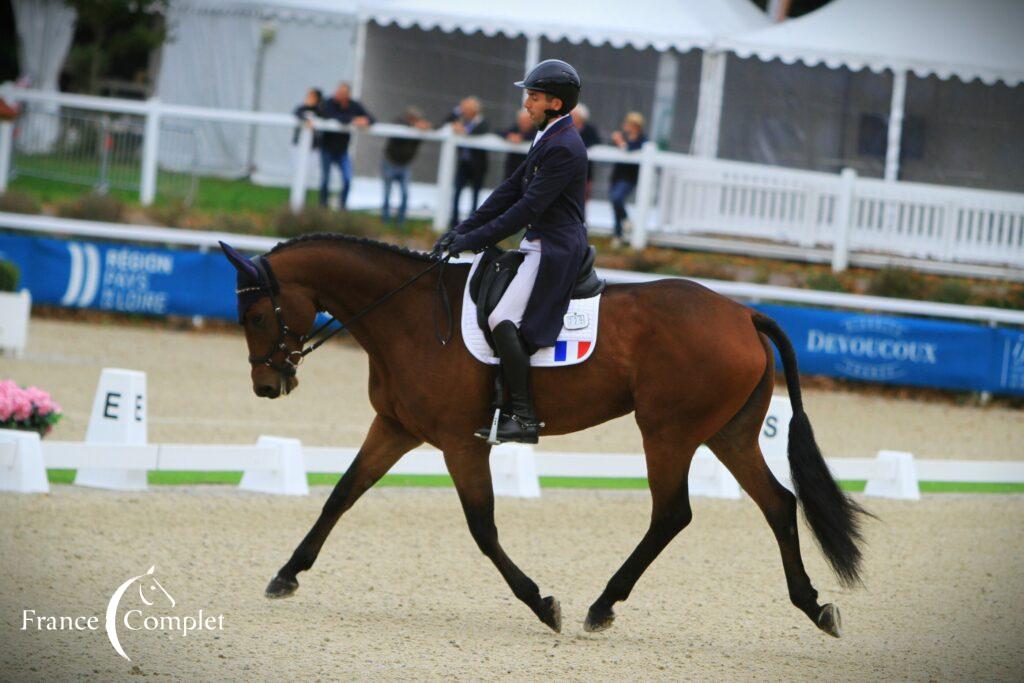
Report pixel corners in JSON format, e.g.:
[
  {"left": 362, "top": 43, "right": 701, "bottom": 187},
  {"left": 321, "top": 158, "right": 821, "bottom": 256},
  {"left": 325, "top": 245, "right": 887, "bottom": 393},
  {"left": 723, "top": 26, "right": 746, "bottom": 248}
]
[{"left": 277, "top": 243, "right": 447, "bottom": 357}]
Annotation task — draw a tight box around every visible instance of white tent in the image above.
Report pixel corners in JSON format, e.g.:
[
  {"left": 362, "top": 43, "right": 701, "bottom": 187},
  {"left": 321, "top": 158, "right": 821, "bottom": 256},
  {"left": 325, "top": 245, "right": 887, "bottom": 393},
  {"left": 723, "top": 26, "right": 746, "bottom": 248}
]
[
  {"left": 355, "top": 0, "right": 769, "bottom": 192},
  {"left": 714, "top": 0, "right": 1024, "bottom": 188}
]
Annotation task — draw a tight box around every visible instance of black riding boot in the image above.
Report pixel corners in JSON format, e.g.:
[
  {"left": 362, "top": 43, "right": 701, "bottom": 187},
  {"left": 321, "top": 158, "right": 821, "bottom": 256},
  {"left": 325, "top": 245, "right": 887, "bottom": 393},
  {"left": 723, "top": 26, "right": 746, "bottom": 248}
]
[{"left": 474, "top": 320, "right": 542, "bottom": 444}]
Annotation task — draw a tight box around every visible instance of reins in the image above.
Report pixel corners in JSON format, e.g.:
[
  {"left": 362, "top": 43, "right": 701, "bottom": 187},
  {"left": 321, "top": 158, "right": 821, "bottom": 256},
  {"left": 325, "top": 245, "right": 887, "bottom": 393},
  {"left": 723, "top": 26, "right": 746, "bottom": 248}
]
[{"left": 246, "top": 253, "right": 454, "bottom": 379}]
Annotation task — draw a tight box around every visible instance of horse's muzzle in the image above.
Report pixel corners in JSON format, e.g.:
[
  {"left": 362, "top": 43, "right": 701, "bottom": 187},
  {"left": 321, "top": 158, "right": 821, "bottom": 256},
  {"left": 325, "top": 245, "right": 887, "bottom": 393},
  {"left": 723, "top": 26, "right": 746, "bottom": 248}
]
[{"left": 253, "top": 374, "right": 298, "bottom": 399}]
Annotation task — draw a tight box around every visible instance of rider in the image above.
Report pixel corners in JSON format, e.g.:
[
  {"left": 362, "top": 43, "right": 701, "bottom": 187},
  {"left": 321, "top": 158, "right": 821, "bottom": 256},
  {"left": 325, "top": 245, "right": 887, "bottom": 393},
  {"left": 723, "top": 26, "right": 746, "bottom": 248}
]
[{"left": 433, "top": 59, "right": 588, "bottom": 444}]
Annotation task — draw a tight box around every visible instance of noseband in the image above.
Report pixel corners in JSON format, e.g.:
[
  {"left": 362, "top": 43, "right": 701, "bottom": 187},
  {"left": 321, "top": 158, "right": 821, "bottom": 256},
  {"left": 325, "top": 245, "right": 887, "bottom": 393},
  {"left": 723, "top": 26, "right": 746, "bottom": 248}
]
[{"left": 239, "top": 253, "right": 453, "bottom": 382}]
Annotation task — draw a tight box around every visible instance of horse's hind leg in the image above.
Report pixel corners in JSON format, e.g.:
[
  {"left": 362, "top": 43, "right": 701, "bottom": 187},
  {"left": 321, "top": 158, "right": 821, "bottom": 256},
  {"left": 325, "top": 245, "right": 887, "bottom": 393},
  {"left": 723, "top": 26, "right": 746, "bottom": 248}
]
[
  {"left": 584, "top": 425, "right": 698, "bottom": 632},
  {"left": 265, "top": 414, "right": 421, "bottom": 598},
  {"left": 706, "top": 346, "right": 839, "bottom": 637},
  {"left": 443, "top": 444, "right": 562, "bottom": 633}
]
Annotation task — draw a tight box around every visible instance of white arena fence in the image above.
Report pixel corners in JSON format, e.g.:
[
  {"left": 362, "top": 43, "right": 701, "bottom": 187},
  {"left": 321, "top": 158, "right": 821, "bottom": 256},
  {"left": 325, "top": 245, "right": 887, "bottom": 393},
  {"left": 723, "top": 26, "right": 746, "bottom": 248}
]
[
  {"left": 4, "top": 429, "right": 1024, "bottom": 500},
  {"left": 2, "top": 85, "right": 1022, "bottom": 280},
  {"left": 1, "top": 369, "right": 1022, "bottom": 500}
]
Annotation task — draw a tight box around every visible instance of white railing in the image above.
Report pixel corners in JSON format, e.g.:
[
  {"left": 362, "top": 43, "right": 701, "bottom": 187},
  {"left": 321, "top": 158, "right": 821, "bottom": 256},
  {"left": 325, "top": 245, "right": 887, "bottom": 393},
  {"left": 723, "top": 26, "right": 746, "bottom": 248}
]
[
  {"left": 2, "top": 86, "right": 1023, "bottom": 278},
  {"left": 2, "top": 210, "right": 1023, "bottom": 327},
  {"left": 656, "top": 153, "right": 1024, "bottom": 271}
]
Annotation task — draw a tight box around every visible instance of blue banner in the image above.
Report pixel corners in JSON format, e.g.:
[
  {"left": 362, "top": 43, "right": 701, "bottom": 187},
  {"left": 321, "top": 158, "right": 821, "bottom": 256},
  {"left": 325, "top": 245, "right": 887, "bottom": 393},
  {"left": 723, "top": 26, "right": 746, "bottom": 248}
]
[
  {"left": 0, "top": 232, "right": 237, "bottom": 320},
  {"left": 1, "top": 232, "right": 1020, "bottom": 395},
  {"left": 753, "top": 304, "right": 1022, "bottom": 396}
]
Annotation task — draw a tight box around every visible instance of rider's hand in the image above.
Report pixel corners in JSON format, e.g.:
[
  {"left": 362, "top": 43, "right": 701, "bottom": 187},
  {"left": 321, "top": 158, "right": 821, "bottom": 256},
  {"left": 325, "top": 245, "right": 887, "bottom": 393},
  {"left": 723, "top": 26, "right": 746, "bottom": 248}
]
[
  {"left": 447, "top": 234, "right": 470, "bottom": 257},
  {"left": 431, "top": 230, "right": 458, "bottom": 259}
]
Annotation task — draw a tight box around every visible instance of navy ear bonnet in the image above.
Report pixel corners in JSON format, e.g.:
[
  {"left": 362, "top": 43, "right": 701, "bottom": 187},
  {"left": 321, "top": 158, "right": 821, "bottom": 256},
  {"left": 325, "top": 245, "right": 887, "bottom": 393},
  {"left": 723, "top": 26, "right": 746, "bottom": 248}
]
[{"left": 219, "top": 241, "right": 279, "bottom": 322}]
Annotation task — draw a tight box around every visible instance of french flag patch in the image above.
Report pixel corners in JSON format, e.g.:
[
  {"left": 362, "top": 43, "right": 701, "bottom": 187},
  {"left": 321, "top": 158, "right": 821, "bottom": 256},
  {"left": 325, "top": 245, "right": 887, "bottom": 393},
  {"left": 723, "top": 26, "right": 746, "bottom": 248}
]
[{"left": 553, "top": 340, "right": 592, "bottom": 363}]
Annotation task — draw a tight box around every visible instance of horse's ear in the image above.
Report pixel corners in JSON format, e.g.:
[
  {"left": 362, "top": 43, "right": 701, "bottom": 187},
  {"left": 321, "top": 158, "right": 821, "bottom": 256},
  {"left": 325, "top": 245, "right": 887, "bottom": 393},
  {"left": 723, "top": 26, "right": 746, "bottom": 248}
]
[{"left": 219, "top": 241, "right": 259, "bottom": 282}]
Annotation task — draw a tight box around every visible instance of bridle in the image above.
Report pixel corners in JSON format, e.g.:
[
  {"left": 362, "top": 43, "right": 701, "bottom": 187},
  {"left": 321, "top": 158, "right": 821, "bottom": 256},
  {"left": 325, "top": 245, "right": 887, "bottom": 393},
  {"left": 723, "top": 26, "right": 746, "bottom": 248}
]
[{"left": 240, "top": 253, "right": 454, "bottom": 381}]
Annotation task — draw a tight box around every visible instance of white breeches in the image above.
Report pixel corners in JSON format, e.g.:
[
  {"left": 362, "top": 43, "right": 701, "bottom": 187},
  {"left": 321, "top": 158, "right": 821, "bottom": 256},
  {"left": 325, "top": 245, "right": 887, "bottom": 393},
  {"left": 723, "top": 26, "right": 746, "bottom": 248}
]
[{"left": 488, "top": 237, "right": 542, "bottom": 330}]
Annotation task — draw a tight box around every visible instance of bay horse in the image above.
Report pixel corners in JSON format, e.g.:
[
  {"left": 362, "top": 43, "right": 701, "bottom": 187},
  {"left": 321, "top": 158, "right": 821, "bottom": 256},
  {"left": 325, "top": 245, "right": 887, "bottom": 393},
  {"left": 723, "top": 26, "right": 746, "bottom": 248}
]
[{"left": 220, "top": 233, "right": 868, "bottom": 637}]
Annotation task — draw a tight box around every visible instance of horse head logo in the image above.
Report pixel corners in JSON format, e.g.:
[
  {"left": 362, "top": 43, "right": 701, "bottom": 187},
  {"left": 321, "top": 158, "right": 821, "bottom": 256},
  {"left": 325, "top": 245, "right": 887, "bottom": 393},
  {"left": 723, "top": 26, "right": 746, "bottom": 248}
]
[{"left": 105, "top": 565, "right": 175, "bottom": 662}]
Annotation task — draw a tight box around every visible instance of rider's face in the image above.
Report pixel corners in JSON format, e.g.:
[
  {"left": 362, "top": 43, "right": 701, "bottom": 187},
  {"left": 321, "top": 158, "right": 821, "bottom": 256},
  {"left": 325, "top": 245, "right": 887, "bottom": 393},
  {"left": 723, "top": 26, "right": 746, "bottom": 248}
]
[{"left": 523, "top": 90, "right": 560, "bottom": 128}]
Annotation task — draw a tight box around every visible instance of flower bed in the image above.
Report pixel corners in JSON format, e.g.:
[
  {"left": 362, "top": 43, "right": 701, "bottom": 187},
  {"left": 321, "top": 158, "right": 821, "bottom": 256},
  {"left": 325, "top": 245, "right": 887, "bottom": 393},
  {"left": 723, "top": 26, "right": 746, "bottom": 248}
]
[{"left": 0, "top": 380, "right": 63, "bottom": 437}]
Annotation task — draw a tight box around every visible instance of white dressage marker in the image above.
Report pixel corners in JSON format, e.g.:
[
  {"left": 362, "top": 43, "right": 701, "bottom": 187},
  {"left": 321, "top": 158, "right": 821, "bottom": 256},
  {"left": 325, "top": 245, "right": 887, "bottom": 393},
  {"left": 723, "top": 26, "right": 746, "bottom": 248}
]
[
  {"left": 0, "top": 429, "right": 50, "bottom": 493},
  {"left": 490, "top": 443, "right": 541, "bottom": 498},
  {"left": 689, "top": 447, "right": 741, "bottom": 499},
  {"left": 74, "top": 368, "right": 148, "bottom": 491},
  {"left": 0, "top": 289, "right": 31, "bottom": 357},
  {"left": 239, "top": 436, "right": 309, "bottom": 496},
  {"left": 864, "top": 450, "right": 920, "bottom": 500}
]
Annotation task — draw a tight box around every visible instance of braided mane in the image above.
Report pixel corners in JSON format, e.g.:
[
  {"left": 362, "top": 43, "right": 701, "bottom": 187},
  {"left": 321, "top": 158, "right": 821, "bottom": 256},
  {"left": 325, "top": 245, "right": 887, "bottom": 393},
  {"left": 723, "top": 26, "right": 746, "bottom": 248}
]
[{"left": 268, "top": 232, "right": 434, "bottom": 262}]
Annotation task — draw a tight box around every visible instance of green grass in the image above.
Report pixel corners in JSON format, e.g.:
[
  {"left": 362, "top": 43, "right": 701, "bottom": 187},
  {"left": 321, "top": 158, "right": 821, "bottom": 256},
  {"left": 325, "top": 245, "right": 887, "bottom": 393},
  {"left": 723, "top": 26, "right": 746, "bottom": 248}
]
[{"left": 44, "top": 469, "right": 1024, "bottom": 493}]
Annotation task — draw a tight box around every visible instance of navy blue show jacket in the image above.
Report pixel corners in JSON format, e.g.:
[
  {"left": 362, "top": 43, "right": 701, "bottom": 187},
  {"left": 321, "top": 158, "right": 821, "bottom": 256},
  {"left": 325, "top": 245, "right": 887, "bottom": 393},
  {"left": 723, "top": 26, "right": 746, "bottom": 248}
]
[{"left": 454, "top": 115, "right": 589, "bottom": 350}]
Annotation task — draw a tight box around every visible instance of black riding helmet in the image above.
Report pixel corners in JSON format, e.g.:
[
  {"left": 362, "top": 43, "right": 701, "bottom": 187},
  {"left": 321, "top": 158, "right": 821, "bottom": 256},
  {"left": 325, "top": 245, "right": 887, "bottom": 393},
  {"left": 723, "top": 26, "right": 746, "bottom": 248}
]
[{"left": 515, "top": 59, "right": 581, "bottom": 120}]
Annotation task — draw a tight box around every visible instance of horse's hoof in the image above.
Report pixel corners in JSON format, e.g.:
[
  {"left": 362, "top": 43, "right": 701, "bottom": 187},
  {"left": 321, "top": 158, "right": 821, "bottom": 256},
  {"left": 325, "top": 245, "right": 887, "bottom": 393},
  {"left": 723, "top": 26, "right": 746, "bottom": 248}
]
[
  {"left": 817, "top": 603, "right": 842, "bottom": 638},
  {"left": 583, "top": 605, "right": 615, "bottom": 633},
  {"left": 538, "top": 596, "right": 562, "bottom": 633},
  {"left": 265, "top": 574, "right": 299, "bottom": 599}
]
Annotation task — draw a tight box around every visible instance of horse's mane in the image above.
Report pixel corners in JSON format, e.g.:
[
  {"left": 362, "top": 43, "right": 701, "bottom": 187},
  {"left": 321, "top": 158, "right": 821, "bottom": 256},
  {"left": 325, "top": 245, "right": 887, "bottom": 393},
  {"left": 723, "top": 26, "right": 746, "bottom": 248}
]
[{"left": 268, "top": 232, "right": 434, "bottom": 263}]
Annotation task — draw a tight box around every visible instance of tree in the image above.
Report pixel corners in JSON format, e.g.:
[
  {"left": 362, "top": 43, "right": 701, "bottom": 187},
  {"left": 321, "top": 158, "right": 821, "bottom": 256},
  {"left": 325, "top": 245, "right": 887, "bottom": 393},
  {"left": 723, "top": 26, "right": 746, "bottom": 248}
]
[{"left": 63, "top": 0, "right": 170, "bottom": 95}]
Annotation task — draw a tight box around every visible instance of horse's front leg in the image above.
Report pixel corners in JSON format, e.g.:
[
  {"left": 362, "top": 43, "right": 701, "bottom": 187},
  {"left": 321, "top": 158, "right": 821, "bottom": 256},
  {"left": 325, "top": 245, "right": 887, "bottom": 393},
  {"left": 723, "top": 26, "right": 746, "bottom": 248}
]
[
  {"left": 265, "top": 414, "right": 421, "bottom": 598},
  {"left": 443, "top": 444, "right": 562, "bottom": 633}
]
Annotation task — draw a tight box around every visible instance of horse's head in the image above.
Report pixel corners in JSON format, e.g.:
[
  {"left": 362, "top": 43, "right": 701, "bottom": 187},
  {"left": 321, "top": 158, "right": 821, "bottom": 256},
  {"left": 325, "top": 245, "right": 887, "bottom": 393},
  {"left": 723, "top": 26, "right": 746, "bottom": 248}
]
[
  {"left": 220, "top": 241, "right": 318, "bottom": 398},
  {"left": 136, "top": 565, "right": 175, "bottom": 609}
]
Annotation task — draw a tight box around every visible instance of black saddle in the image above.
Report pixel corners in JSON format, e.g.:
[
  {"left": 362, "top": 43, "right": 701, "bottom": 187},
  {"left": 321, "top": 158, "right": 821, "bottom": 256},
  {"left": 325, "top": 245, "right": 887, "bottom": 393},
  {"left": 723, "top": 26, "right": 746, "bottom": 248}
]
[{"left": 469, "top": 244, "right": 605, "bottom": 351}]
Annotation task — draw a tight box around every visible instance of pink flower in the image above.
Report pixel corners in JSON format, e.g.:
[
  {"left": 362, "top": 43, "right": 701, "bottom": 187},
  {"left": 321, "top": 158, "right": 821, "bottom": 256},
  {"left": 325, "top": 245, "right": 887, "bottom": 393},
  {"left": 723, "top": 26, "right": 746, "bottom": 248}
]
[
  {"left": 0, "top": 392, "right": 12, "bottom": 421},
  {"left": 11, "top": 394, "right": 32, "bottom": 422}
]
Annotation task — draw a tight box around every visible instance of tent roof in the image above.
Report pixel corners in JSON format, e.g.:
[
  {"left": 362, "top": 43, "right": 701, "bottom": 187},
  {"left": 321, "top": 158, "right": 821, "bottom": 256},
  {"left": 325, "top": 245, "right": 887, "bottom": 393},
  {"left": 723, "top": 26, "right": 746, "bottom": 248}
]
[
  {"left": 719, "top": 0, "right": 1024, "bottom": 86},
  {"left": 358, "top": 0, "right": 770, "bottom": 52}
]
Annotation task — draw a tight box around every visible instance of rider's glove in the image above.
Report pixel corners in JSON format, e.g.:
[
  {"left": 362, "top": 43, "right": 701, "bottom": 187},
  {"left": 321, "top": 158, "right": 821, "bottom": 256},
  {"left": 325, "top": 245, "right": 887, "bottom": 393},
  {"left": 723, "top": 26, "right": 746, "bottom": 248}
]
[
  {"left": 430, "top": 230, "right": 458, "bottom": 259},
  {"left": 447, "top": 234, "right": 471, "bottom": 257}
]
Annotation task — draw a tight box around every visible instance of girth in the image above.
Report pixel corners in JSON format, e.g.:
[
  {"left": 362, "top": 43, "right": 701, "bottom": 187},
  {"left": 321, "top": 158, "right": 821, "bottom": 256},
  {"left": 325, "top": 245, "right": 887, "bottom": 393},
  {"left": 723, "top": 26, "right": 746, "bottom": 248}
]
[{"left": 469, "top": 244, "right": 605, "bottom": 350}]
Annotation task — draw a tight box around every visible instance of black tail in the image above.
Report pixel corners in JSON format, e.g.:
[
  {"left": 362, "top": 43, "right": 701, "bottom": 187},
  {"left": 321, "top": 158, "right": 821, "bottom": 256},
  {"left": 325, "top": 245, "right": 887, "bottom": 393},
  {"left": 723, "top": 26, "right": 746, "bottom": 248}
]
[{"left": 753, "top": 313, "right": 869, "bottom": 588}]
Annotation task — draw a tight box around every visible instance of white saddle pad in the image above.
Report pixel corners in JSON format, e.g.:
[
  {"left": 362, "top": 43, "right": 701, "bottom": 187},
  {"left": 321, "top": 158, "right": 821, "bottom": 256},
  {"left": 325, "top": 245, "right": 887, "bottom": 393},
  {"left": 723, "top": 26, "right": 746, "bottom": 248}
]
[{"left": 461, "top": 253, "right": 601, "bottom": 367}]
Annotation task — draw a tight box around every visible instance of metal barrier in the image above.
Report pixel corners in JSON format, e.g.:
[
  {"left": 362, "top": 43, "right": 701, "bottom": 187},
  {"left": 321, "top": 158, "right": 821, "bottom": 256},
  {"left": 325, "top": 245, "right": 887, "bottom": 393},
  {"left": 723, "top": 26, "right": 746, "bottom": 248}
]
[{"left": 11, "top": 104, "right": 198, "bottom": 204}]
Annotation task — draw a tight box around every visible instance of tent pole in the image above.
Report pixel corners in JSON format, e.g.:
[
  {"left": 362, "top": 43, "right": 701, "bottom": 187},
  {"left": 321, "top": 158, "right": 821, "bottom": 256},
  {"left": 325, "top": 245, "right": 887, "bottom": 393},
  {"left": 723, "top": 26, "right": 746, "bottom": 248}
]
[
  {"left": 525, "top": 34, "right": 540, "bottom": 74},
  {"left": 884, "top": 69, "right": 907, "bottom": 181},
  {"left": 352, "top": 17, "right": 368, "bottom": 98},
  {"left": 650, "top": 51, "right": 678, "bottom": 149},
  {"left": 691, "top": 49, "right": 726, "bottom": 158}
]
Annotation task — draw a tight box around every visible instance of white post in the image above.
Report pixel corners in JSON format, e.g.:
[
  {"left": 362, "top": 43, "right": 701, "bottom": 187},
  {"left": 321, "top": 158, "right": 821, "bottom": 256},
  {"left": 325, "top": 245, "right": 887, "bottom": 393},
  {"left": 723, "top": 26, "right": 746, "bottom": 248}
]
[
  {"left": 139, "top": 98, "right": 161, "bottom": 206},
  {"left": 691, "top": 50, "right": 727, "bottom": 158},
  {"left": 352, "top": 17, "right": 368, "bottom": 99},
  {"left": 525, "top": 34, "right": 541, "bottom": 73},
  {"left": 630, "top": 141, "right": 658, "bottom": 249},
  {"left": 433, "top": 128, "right": 457, "bottom": 232},
  {"left": 650, "top": 51, "right": 678, "bottom": 148},
  {"left": 884, "top": 69, "right": 907, "bottom": 182},
  {"left": 831, "top": 167, "right": 857, "bottom": 272},
  {"left": 289, "top": 124, "right": 313, "bottom": 212},
  {"left": 0, "top": 121, "right": 13, "bottom": 192}
]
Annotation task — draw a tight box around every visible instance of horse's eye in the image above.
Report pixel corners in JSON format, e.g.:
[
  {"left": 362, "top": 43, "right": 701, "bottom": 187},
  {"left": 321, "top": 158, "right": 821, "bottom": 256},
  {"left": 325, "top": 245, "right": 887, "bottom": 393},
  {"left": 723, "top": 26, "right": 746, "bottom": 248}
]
[{"left": 251, "top": 313, "right": 264, "bottom": 326}]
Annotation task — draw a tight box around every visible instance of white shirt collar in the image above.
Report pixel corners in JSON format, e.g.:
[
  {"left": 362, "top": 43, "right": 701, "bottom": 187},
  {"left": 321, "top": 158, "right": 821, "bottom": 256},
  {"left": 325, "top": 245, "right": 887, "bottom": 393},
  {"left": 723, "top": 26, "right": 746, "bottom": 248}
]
[{"left": 532, "top": 114, "right": 569, "bottom": 147}]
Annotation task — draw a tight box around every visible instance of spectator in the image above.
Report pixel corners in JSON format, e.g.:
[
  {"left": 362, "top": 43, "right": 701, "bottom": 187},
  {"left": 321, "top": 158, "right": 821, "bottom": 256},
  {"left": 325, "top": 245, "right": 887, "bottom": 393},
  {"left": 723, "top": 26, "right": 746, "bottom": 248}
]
[
  {"left": 571, "top": 103, "right": 600, "bottom": 205},
  {"left": 318, "top": 82, "right": 374, "bottom": 210},
  {"left": 501, "top": 109, "right": 536, "bottom": 178},
  {"left": 381, "top": 106, "right": 431, "bottom": 227},
  {"left": 444, "top": 96, "right": 489, "bottom": 228},
  {"left": 292, "top": 87, "right": 322, "bottom": 147},
  {"left": 609, "top": 112, "right": 647, "bottom": 247}
]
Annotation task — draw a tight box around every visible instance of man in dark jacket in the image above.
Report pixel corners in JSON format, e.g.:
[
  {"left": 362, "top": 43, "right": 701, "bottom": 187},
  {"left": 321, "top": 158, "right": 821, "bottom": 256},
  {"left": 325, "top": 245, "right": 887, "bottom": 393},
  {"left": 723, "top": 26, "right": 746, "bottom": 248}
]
[
  {"left": 318, "top": 82, "right": 374, "bottom": 209},
  {"left": 571, "top": 103, "right": 600, "bottom": 204},
  {"left": 445, "top": 96, "right": 489, "bottom": 227},
  {"left": 432, "top": 59, "right": 587, "bottom": 444},
  {"left": 381, "top": 106, "right": 431, "bottom": 226}
]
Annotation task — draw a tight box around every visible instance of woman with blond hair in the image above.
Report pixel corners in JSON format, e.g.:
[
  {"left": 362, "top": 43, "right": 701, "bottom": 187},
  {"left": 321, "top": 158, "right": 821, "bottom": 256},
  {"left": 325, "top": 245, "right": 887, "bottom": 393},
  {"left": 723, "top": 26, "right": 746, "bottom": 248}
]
[{"left": 609, "top": 111, "right": 647, "bottom": 246}]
